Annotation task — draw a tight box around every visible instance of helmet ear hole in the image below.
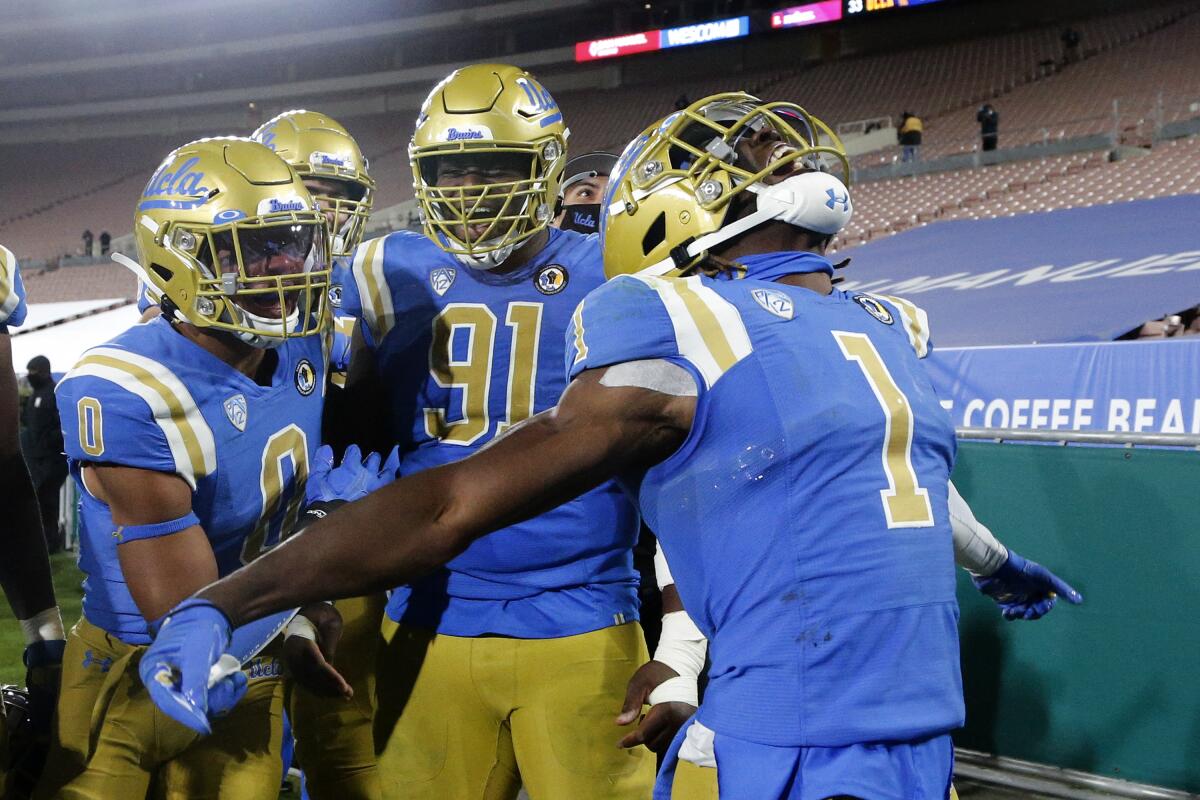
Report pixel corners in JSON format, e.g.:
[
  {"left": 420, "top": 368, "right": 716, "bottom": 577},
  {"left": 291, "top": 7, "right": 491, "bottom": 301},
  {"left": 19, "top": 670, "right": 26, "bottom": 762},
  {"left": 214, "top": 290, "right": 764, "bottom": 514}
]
[
  {"left": 641, "top": 211, "right": 667, "bottom": 256},
  {"left": 150, "top": 263, "right": 173, "bottom": 282}
]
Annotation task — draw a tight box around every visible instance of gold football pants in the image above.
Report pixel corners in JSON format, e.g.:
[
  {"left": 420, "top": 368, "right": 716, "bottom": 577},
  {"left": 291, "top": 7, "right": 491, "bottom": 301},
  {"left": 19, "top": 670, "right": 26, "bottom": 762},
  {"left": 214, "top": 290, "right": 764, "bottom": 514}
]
[
  {"left": 373, "top": 620, "right": 654, "bottom": 800},
  {"left": 289, "top": 593, "right": 385, "bottom": 800},
  {"left": 39, "top": 616, "right": 284, "bottom": 800}
]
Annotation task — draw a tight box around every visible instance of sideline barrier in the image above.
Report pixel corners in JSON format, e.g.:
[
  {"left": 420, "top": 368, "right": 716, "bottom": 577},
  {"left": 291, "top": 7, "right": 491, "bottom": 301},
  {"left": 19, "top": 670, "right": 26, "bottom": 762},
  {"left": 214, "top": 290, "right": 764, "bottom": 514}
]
[{"left": 952, "top": 432, "right": 1200, "bottom": 793}]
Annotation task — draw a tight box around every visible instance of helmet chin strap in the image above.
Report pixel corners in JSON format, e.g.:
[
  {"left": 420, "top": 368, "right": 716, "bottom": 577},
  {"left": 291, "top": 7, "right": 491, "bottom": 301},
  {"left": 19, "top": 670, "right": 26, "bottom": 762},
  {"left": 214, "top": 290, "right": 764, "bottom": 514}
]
[{"left": 637, "top": 171, "right": 853, "bottom": 277}]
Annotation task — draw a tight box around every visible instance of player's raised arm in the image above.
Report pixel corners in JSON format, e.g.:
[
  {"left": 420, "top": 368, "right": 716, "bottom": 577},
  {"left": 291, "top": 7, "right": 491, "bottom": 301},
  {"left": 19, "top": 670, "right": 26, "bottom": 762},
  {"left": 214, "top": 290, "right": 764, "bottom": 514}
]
[{"left": 143, "top": 368, "right": 694, "bottom": 732}]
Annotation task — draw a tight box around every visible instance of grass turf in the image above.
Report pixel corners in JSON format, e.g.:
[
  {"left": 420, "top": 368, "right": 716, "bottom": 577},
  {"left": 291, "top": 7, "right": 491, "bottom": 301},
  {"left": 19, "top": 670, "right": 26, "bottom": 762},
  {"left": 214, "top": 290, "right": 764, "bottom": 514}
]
[{"left": 0, "top": 552, "right": 85, "bottom": 684}]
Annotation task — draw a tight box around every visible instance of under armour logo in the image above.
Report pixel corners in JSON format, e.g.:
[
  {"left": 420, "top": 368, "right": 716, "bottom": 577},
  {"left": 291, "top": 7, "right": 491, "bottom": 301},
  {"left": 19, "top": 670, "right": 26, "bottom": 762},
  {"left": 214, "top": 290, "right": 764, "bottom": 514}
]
[{"left": 825, "top": 188, "right": 850, "bottom": 211}]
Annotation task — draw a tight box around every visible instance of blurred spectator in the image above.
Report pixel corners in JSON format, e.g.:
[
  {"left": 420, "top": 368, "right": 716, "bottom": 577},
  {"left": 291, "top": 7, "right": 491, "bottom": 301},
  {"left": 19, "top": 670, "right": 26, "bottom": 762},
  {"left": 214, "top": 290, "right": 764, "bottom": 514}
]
[
  {"left": 99, "top": 231, "right": 111, "bottom": 256},
  {"left": 22, "top": 356, "right": 67, "bottom": 553},
  {"left": 977, "top": 104, "right": 1000, "bottom": 152},
  {"left": 1061, "top": 27, "right": 1081, "bottom": 65},
  {"left": 674, "top": 93, "right": 690, "bottom": 111},
  {"left": 81, "top": 229, "right": 94, "bottom": 257},
  {"left": 553, "top": 151, "right": 617, "bottom": 235},
  {"left": 898, "top": 111, "right": 923, "bottom": 163}
]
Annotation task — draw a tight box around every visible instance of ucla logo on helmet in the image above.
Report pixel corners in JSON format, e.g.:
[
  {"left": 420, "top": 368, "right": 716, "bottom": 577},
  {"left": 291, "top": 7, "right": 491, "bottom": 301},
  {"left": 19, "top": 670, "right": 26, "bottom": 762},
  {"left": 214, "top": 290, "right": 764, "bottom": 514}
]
[
  {"left": 139, "top": 157, "right": 212, "bottom": 210},
  {"left": 853, "top": 295, "right": 894, "bottom": 325},
  {"left": 144, "top": 157, "right": 209, "bottom": 198},
  {"left": 534, "top": 264, "right": 568, "bottom": 295},
  {"left": 295, "top": 359, "right": 317, "bottom": 396}
]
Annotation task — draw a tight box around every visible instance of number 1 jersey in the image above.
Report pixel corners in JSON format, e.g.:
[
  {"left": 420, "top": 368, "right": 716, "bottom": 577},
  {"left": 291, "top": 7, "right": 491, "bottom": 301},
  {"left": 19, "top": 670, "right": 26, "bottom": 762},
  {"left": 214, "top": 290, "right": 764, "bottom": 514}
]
[{"left": 567, "top": 274, "right": 964, "bottom": 747}]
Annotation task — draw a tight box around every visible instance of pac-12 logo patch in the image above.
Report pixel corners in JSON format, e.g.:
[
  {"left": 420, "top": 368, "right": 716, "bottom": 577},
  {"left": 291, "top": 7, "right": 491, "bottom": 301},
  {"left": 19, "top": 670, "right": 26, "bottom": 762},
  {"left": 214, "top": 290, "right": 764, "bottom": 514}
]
[
  {"left": 853, "top": 295, "right": 894, "bottom": 325},
  {"left": 295, "top": 359, "right": 317, "bottom": 396},
  {"left": 751, "top": 288, "right": 793, "bottom": 320},
  {"left": 223, "top": 393, "right": 248, "bottom": 431},
  {"left": 535, "top": 264, "right": 568, "bottom": 295},
  {"left": 430, "top": 267, "right": 456, "bottom": 297}
]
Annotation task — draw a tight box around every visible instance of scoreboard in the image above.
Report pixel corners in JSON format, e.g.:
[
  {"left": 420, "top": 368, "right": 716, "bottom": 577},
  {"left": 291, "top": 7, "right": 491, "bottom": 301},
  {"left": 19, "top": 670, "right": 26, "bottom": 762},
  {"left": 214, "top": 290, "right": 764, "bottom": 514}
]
[
  {"left": 772, "top": 0, "right": 945, "bottom": 29},
  {"left": 844, "top": 0, "right": 945, "bottom": 14}
]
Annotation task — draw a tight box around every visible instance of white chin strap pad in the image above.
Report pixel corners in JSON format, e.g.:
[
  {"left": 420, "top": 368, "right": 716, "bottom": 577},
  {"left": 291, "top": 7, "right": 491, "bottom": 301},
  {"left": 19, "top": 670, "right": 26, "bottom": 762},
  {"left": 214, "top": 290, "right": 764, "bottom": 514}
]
[
  {"left": 638, "top": 171, "right": 854, "bottom": 277},
  {"left": 748, "top": 171, "right": 853, "bottom": 235}
]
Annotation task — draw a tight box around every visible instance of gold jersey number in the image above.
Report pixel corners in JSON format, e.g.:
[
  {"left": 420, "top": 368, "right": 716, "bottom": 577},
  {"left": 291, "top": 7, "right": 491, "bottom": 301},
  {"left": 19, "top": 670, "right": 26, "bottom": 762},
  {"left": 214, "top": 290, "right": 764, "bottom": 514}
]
[
  {"left": 424, "top": 302, "right": 544, "bottom": 446},
  {"left": 833, "top": 331, "right": 934, "bottom": 528}
]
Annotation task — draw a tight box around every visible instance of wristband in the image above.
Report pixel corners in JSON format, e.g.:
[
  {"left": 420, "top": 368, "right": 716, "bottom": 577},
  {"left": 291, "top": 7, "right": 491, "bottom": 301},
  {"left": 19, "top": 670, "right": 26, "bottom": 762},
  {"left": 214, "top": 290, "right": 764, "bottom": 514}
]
[
  {"left": 19, "top": 606, "right": 65, "bottom": 645},
  {"left": 648, "top": 675, "right": 698, "bottom": 707},
  {"left": 653, "top": 611, "right": 707, "bottom": 680},
  {"left": 284, "top": 614, "right": 318, "bottom": 642}
]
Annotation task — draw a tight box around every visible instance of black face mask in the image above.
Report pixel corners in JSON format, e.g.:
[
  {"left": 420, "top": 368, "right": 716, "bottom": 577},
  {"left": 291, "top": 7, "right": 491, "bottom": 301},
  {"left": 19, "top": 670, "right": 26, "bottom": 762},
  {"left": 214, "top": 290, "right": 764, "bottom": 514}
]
[
  {"left": 558, "top": 203, "right": 601, "bottom": 235},
  {"left": 28, "top": 372, "right": 51, "bottom": 390}
]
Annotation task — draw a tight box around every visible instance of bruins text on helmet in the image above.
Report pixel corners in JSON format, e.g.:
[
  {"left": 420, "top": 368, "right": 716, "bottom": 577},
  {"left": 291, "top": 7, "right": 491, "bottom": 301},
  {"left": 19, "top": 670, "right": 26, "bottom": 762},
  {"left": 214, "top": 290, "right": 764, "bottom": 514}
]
[
  {"left": 409, "top": 63, "right": 569, "bottom": 270},
  {"left": 252, "top": 110, "right": 375, "bottom": 259},
  {"left": 600, "top": 92, "right": 853, "bottom": 279},
  {"left": 120, "top": 137, "right": 331, "bottom": 348}
]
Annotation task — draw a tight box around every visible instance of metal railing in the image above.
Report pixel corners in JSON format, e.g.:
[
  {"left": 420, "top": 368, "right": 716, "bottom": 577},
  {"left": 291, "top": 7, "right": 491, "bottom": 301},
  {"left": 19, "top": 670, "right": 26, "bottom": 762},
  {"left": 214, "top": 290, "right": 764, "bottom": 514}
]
[
  {"left": 956, "top": 427, "right": 1200, "bottom": 450},
  {"left": 955, "top": 749, "right": 1198, "bottom": 800}
]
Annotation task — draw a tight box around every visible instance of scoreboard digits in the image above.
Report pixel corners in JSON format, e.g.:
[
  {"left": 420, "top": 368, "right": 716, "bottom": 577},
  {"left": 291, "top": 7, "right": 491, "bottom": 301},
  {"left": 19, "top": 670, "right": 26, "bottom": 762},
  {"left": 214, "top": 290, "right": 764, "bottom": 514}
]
[{"left": 844, "top": 0, "right": 944, "bottom": 14}]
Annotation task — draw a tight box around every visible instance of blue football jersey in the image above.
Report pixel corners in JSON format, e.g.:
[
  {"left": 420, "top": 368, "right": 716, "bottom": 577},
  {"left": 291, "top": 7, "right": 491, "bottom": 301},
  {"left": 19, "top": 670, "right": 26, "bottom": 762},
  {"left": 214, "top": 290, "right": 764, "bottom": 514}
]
[
  {"left": 56, "top": 317, "right": 327, "bottom": 645},
  {"left": 340, "top": 228, "right": 639, "bottom": 638},
  {"left": 0, "top": 245, "right": 29, "bottom": 332},
  {"left": 567, "top": 274, "right": 963, "bottom": 747}
]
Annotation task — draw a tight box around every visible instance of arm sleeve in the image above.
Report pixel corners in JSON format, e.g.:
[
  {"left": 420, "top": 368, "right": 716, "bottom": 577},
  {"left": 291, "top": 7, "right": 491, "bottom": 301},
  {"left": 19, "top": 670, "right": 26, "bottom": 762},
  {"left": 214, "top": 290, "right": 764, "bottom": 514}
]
[
  {"left": 948, "top": 480, "right": 1009, "bottom": 577},
  {"left": 0, "top": 245, "right": 29, "bottom": 331}
]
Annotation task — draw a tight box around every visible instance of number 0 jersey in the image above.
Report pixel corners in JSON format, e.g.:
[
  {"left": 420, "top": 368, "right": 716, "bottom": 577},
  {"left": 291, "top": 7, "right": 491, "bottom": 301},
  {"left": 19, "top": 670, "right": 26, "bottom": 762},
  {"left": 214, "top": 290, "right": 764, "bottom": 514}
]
[
  {"left": 340, "top": 228, "right": 639, "bottom": 638},
  {"left": 0, "top": 245, "right": 28, "bottom": 331},
  {"left": 56, "top": 316, "right": 326, "bottom": 645},
  {"left": 567, "top": 273, "right": 964, "bottom": 747}
]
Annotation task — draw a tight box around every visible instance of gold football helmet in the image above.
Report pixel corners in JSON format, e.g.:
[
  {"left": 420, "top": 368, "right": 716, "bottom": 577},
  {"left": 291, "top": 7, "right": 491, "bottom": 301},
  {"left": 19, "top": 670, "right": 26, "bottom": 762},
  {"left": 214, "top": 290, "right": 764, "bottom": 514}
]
[
  {"left": 410, "top": 63, "right": 569, "bottom": 269},
  {"left": 251, "top": 109, "right": 375, "bottom": 259},
  {"left": 601, "top": 92, "right": 850, "bottom": 279},
  {"left": 125, "top": 137, "right": 330, "bottom": 348}
]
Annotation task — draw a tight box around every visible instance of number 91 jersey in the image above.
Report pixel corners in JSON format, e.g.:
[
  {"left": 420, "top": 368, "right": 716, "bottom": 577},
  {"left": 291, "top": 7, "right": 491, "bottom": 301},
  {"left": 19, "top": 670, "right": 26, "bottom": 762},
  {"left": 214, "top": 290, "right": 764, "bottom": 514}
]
[
  {"left": 339, "top": 228, "right": 639, "bottom": 638},
  {"left": 56, "top": 316, "right": 327, "bottom": 645}
]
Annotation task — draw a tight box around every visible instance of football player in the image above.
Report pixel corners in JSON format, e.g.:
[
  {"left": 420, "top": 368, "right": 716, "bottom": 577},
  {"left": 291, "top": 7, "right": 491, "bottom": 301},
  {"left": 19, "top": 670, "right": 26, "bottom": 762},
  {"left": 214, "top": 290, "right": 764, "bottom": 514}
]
[
  {"left": 250, "top": 109, "right": 385, "bottom": 800},
  {"left": 0, "top": 245, "right": 65, "bottom": 798},
  {"left": 323, "top": 63, "right": 653, "bottom": 799},
  {"left": 42, "top": 137, "right": 332, "bottom": 799},
  {"left": 142, "top": 93, "right": 1081, "bottom": 799},
  {"left": 553, "top": 151, "right": 617, "bottom": 235}
]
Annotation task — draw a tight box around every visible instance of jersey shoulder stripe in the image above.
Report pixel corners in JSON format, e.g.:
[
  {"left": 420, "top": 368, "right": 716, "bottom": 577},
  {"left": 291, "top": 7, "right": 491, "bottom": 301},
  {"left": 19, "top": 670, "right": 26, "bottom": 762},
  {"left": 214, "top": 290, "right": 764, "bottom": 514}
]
[
  {"left": 567, "top": 274, "right": 752, "bottom": 389},
  {"left": 0, "top": 244, "right": 28, "bottom": 328},
  {"left": 61, "top": 346, "right": 216, "bottom": 488},
  {"left": 868, "top": 293, "right": 932, "bottom": 358},
  {"left": 638, "top": 275, "right": 752, "bottom": 388},
  {"left": 349, "top": 234, "right": 394, "bottom": 346}
]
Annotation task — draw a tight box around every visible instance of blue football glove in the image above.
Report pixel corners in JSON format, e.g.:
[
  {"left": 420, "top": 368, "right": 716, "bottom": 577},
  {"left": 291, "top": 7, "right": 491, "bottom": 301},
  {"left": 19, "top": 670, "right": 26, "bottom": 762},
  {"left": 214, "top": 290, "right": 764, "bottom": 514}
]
[
  {"left": 972, "top": 549, "right": 1083, "bottom": 621},
  {"left": 140, "top": 599, "right": 246, "bottom": 735},
  {"left": 306, "top": 444, "right": 400, "bottom": 506}
]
